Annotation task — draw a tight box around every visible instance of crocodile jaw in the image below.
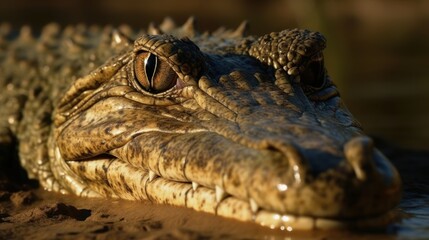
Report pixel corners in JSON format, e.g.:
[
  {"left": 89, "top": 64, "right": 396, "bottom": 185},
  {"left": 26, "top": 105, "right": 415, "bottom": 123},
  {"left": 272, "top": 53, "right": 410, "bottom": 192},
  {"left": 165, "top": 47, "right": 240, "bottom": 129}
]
[
  {"left": 50, "top": 132, "right": 401, "bottom": 231},
  {"left": 51, "top": 75, "right": 401, "bottom": 230},
  {"left": 47, "top": 28, "right": 401, "bottom": 230}
]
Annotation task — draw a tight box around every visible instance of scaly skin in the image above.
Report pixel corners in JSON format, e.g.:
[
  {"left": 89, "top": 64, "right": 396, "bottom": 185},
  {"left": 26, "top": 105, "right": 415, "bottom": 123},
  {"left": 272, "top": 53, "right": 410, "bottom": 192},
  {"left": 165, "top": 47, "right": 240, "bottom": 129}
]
[{"left": 0, "top": 19, "right": 401, "bottom": 230}]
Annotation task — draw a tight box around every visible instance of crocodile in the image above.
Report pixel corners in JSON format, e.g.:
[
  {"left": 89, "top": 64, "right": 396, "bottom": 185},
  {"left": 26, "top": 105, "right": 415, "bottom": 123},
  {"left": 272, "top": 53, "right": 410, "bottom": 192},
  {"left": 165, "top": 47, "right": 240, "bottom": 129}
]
[{"left": 0, "top": 18, "right": 401, "bottom": 230}]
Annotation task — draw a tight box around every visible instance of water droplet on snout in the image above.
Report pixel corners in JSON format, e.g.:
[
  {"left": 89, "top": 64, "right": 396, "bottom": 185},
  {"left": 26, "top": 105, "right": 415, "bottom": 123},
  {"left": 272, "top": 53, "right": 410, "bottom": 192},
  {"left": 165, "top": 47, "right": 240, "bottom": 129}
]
[{"left": 277, "top": 183, "right": 288, "bottom": 191}]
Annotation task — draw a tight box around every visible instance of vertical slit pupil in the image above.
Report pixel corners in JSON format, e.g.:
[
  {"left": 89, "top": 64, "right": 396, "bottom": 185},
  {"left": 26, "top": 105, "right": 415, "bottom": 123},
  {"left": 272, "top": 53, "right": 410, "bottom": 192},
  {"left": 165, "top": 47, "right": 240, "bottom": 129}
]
[{"left": 144, "top": 53, "right": 157, "bottom": 86}]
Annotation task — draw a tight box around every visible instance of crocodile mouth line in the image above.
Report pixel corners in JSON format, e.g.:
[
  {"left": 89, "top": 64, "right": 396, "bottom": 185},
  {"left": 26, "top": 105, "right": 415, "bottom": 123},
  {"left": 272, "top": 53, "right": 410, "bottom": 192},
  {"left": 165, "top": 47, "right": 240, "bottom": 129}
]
[{"left": 63, "top": 156, "right": 398, "bottom": 231}]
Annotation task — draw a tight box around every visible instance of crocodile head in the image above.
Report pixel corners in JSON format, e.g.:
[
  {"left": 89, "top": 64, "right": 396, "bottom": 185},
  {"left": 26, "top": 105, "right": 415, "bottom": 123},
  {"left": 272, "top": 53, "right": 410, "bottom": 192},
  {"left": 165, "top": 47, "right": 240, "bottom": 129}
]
[{"left": 49, "top": 22, "right": 401, "bottom": 230}]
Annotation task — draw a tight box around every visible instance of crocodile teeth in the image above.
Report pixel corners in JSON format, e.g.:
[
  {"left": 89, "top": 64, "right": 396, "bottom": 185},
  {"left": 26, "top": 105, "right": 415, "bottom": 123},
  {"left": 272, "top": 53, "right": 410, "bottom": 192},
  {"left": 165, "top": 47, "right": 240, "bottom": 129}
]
[
  {"left": 192, "top": 182, "right": 199, "bottom": 191},
  {"left": 215, "top": 185, "right": 228, "bottom": 203},
  {"left": 148, "top": 170, "right": 158, "bottom": 182},
  {"left": 249, "top": 198, "right": 259, "bottom": 213}
]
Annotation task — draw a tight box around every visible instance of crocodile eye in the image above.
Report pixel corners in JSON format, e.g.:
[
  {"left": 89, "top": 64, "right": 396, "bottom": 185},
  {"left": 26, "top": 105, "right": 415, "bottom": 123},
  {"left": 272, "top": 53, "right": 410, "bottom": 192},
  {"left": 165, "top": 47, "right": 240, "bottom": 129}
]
[
  {"left": 134, "top": 51, "right": 177, "bottom": 93},
  {"left": 301, "top": 58, "right": 325, "bottom": 89}
]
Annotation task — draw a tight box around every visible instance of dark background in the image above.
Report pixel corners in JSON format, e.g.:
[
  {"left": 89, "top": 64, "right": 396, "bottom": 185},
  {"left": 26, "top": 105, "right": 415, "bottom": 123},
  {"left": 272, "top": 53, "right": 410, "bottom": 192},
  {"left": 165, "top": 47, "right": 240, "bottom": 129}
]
[{"left": 1, "top": 0, "right": 428, "bottom": 150}]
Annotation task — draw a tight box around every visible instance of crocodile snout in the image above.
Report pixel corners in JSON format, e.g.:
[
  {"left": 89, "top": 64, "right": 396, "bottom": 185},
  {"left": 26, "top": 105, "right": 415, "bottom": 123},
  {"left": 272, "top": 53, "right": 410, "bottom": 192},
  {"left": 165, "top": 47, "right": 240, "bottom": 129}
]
[{"left": 345, "top": 136, "right": 376, "bottom": 181}]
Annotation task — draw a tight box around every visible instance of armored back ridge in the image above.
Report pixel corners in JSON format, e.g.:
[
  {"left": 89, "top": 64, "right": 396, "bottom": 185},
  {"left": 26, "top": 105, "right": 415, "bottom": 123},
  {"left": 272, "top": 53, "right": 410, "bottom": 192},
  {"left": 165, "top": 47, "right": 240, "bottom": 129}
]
[{"left": 0, "top": 19, "right": 401, "bottom": 230}]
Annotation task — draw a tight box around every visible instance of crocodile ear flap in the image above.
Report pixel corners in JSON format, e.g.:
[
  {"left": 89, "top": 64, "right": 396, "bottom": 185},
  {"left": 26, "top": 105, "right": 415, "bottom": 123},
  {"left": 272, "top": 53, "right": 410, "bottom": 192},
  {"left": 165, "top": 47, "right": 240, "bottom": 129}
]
[{"left": 111, "top": 29, "right": 132, "bottom": 48}]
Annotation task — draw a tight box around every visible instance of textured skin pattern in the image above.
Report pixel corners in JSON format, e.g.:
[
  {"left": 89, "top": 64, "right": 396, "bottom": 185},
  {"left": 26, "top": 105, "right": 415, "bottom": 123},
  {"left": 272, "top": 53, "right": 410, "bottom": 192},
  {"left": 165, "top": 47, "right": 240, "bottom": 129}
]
[{"left": 0, "top": 19, "right": 401, "bottom": 229}]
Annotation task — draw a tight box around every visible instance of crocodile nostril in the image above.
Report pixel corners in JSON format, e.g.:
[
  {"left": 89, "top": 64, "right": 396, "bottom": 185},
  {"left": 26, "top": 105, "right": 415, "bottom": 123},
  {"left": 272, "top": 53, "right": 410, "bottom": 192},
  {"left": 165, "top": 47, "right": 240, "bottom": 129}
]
[
  {"left": 344, "top": 136, "right": 376, "bottom": 181},
  {"left": 264, "top": 140, "right": 309, "bottom": 184}
]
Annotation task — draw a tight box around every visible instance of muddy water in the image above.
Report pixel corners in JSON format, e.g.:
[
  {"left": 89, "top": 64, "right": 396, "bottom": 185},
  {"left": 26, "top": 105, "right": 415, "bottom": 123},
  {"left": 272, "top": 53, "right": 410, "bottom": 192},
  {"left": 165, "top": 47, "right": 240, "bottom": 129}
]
[{"left": 388, "top": 148, "right": 429, "bottom": 240}]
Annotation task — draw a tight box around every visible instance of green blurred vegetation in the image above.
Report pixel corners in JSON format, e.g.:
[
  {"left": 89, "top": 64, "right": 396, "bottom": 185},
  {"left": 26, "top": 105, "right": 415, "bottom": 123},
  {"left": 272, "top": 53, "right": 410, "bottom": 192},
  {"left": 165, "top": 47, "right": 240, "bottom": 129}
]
[{"left": 1, "top": 0, "right": 428, "bottom": 150}]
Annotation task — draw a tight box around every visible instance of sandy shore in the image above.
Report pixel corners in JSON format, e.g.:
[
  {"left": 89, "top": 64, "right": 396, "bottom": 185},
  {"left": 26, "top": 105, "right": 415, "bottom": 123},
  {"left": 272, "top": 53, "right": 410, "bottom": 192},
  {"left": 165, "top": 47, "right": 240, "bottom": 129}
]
[{"left": 0, "top": 176, "right": 285, "bottom": 239}]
